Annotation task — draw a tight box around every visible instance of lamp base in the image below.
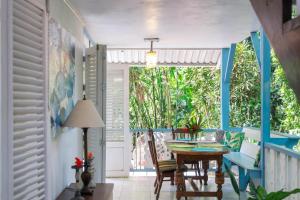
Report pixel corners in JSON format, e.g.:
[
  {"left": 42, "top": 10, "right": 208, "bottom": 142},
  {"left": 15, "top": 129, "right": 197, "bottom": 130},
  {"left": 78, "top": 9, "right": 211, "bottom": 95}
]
[
  {"left": 80, "top": 187, "right": 93, "bottom": 196},
  {"left": 71, "top": 190, "right": 85, "bottom": 200},
  {"left": 71, "top": 197, "right": 85, "bottom": 200},
  {"left": 81, "top": 170, "right": 93, "bottom": 195}
]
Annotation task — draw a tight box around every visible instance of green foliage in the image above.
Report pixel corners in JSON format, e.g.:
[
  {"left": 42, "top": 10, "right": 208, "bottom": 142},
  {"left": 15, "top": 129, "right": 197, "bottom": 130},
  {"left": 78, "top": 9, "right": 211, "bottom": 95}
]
[
  {"left": 230, "top": 40, "right": 261, "bottom": 128},
  {"left": 129, "top": 39, "right": 300, "bottom": 137},
  {"left": 271, "top": 54, "right": 300, "bottom": 132},
  {"left": 248, "top": 183, "right": 300, "bottom": 200},
  {"left": 129, "top": 67, "right": 220, "bottom": 129},
  {"left": 224, "top": 132, "right": 245, "bottom": 152},
  {"left": 185, "top": 112, "right": 202, "bottom": 131}
]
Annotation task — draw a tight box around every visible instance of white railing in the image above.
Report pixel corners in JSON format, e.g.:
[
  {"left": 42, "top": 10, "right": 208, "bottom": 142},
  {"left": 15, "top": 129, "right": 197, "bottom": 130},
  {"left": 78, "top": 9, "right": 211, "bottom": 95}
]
[{"left": 265, "top": 143, "right": 300, "bottom": 200}]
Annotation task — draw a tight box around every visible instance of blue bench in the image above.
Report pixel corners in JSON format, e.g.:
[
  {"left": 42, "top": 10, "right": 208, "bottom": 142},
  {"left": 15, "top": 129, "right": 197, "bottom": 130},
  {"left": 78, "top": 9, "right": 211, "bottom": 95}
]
[
  {"left": 223, "top": 127, "right": 262, "bottom": 191},
  {"left": 224, "top": 153, "right": 261, "bottom": 191},
  {"left": 223, "top": 127, "right": 300, "bottom": 191}
]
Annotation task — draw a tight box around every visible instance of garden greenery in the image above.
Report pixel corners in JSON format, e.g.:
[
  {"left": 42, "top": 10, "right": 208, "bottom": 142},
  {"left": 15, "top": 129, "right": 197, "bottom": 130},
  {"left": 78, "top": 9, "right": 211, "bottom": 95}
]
[{"left": 129, "top": 40, "right": 300, "bottom": 135}]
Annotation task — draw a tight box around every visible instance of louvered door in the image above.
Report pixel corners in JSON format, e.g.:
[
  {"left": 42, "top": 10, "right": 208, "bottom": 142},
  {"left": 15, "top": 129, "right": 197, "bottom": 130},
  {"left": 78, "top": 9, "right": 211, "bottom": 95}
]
[
  {"left": 106, "top": 65, "right": 130, "bottom": 177},
  {"left": 9, "top": 0, "right": 47, "bottom": 199},
  {"left": 85, "top": 45, "right": 107, "bottom": 183}
]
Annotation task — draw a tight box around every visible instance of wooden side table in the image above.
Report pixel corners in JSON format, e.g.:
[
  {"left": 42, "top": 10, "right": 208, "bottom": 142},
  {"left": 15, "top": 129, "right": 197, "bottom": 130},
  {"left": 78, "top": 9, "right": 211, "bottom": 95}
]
[{"left": 56, "top": 183, "right": 114, "bottom": 200}]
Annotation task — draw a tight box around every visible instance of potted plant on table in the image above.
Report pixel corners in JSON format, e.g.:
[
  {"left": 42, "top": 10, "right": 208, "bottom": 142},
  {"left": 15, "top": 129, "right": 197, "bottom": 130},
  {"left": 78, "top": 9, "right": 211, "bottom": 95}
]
[{"left": 186, "top": 115, "right": 202, "bottom": 141}]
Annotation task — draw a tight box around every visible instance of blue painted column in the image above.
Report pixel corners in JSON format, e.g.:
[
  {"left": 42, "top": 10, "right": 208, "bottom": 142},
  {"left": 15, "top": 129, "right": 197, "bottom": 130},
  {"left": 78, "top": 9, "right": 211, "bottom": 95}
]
[
  {"left": 221, "top": 45, "right": 236, "bottom": 131},
  {"left": 260, "top": 29, "right": 271, "bottom": 186},
  {"left": 221, "top": 48, "right": 230, "bottom": 130}
]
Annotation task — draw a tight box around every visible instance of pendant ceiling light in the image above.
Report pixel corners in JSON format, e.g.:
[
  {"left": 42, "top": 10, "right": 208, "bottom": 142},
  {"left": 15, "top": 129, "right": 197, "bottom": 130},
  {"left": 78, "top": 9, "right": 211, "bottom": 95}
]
[{"left": 144, "top": 38, "right": 159, "bottom": 67}]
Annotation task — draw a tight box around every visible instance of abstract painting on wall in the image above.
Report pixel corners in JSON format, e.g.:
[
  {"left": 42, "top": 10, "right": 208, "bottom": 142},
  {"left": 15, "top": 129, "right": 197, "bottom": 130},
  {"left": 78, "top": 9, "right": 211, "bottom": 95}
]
[{"left": 49, "top": 18, "right": 76, "bottom": 137}]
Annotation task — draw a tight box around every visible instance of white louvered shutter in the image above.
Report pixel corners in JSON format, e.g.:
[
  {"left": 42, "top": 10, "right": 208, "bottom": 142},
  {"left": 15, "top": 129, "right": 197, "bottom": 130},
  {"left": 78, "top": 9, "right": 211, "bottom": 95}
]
[
  {"left": 85, "top": 45, "right": 107, "bottom": 183},
  {"left": 11, "top": 0, "right": 47, "bottom": 199},
  {"left": 106, "top": 70, "right": 124, "bottom": 142}
]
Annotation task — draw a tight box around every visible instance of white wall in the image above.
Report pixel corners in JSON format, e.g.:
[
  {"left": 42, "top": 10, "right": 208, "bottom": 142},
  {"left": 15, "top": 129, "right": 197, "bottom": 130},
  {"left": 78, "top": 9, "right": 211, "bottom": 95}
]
[
  {"left": 48, "top": 0, "right": 85, "bottom": 199},
  {"left": 0, "top": 0, "right": 2, "bottom": 196}
]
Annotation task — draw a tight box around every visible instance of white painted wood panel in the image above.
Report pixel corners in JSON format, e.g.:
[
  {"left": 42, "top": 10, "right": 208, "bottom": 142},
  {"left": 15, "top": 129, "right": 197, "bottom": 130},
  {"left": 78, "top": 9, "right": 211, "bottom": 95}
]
[
  {"left": 289, "top": 157, "right": 298, "bottom": 200},
  {"left": 106, "top": 64, "right": 130, "bottom": 177},
  {"left": 278, "top": 152, "right": 287, "bottom": 191},
  {"left": 240, "top": 142, "right": 260, "bottom": 159},
  {"left": 265, "top": 145, "right": 300, "bottom": 200},
  {"left": 85, "top": 45, "right": 107, "bottom": 183},
  {"left": 266, "top": 148, "right": 276, "bottom": 192},
  {"left": 2, "top": 0, "right": 48, "bottom": 199}
]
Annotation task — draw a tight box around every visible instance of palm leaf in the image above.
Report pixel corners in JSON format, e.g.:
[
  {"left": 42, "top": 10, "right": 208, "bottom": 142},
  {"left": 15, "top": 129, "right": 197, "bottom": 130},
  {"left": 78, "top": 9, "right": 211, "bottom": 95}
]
[
  {"left": 248, "top": 180, "right": 258, "bottom": 198},
  {"left": 224, "top": 163, "right": 240, "bottom": 196},
  {"left": 265, "top": 188, "right": 300, "bottom": 200},
  {"left": 256, "top": 186, "right": 267, "bottom": 199}
]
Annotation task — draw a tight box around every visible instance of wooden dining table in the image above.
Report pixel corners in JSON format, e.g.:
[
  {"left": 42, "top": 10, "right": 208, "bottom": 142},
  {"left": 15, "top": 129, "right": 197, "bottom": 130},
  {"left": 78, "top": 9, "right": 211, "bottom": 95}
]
[{"left": 165, "top": 141, "right": 229, "bottom": 200}]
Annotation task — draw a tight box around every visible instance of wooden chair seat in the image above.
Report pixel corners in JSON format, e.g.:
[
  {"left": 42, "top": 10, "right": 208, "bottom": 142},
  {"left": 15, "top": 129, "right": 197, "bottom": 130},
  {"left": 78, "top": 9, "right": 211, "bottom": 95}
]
[
  {"left": 158, "top": 159, "right": 176, "bottom": 165},
  {"left": 159, "top": 162, "right": 188, "bottom": 172}
]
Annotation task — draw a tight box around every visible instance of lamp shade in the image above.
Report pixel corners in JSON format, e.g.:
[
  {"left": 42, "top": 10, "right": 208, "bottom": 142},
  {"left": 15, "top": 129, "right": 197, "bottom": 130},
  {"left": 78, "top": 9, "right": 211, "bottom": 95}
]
[
  {"left": 146, "top": 50, "right": 157, "bottom": 67},
  {"left": 63, "top": 100, "right": 105, "bottom": 128}
]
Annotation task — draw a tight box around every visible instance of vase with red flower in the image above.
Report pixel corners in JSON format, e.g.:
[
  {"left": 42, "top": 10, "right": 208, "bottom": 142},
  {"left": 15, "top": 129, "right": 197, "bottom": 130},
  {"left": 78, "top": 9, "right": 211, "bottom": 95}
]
[{"left": 71, "top": 157, "right": 84, "bottom": 200}]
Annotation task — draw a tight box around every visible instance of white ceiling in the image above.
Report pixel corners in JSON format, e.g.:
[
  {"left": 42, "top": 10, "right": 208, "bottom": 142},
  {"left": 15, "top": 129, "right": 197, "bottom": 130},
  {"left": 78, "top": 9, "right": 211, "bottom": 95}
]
[{"left": 70, "top": 0, "right": 259, "bottom": 48}]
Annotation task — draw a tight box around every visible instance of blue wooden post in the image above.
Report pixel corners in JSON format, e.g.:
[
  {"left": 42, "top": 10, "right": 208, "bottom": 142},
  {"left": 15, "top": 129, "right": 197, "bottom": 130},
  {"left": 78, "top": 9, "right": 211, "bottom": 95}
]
[
  {"left": 250, "top": 32, "right": 261, "bottom": 69},
  {"left": 221, "top": 44, "right": 236, "bottom": 130},
  {"left": 260, "top": 29, "right": 271, "bottom": 186},
  {"left": 252, "top": 32, "right": 300, "bottom": 148},
  {"left": 238, "top": 167, "right": 250, "bottom": 191},
  {"left": 221, "top": 48, "right": 230, "bottom": 130}
]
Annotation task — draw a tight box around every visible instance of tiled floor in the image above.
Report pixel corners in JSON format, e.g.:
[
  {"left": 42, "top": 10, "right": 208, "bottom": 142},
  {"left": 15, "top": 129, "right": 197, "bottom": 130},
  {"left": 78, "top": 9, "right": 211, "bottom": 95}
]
[{"left": 106, "top": 172, "right": 243, "bottom": 200}]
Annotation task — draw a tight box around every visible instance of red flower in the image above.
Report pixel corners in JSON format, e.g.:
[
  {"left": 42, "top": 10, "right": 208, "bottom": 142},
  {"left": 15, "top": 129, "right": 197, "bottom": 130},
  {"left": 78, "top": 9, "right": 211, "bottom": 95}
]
[
  {"left": 75, "top": 157, "right": 83, "bottom": 168},
  {"left": 183, "top": 127, "right": 189, "bottom": 132},
  {"left": 191, "top": 125, "right": 199, "bottom": 132},
  {"left": 88, "top": 152, "right": 94, "bottom": 160}
]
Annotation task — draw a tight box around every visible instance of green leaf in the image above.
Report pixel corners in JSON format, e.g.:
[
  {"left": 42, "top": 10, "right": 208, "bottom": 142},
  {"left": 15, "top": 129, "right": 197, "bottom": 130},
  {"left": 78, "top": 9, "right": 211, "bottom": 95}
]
[
  {"left": 256, "top": 186, "right": 267, "bottom": 199},
  {"left": 249, "top": 180, "right": 258, "bottom": 198},
  {"left": 247, "top": 198, "right": 257, "bottom": 200},
  {"left": 224, "top": 163, "right": 240, "bottom": 196},
  {"left": 266, "top": 188, "right": 300, "bottom": 200}
]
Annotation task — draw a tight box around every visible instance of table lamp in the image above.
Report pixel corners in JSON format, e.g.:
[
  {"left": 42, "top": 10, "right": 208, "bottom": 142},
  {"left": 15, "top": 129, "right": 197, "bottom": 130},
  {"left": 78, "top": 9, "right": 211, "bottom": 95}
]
[{"left": 64, "top": 97, "right": 105, "bottom": 196}]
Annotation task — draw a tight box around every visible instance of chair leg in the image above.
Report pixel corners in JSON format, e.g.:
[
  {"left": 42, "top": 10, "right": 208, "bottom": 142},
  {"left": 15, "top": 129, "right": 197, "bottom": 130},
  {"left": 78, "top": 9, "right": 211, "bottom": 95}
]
[
  {"left": 154, "top": 175, "right": 160, "bottom": 194},
  {"left": 154, "top": 177, "right": 157, "bottom": 187},
  {"left": 203, "top": 160, "right": 209, "bottom": 185},
  {"left": 196, "top": 163, "right": 202, "bottom": 185},
  {"left": 184, "top": 184, "right": 187, "bottom": 200},
  {"left": 156, "top": 176, "right": 163, "bottom": 200},
  {"left": 193, "top": 163, "right": 197, "bottom": 176},
  {"left": 154, "top": 180, "right": 159, "bottom": 194},
  {"left": 171, "top": 174, "right": 175, "bottom": 185}
]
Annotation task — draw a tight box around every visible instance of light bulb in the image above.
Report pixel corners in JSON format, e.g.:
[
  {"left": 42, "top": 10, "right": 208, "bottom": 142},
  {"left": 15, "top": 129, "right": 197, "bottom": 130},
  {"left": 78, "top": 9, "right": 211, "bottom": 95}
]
[{"left": 146, "top": 50, "right": 157, "bottom": 67}]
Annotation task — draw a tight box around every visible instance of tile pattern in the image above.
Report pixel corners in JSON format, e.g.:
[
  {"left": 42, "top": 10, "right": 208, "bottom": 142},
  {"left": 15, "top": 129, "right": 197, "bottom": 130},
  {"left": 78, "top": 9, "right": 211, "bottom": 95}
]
[{"left": 107, "top": 173, "right": 241, "bottom": 200}]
